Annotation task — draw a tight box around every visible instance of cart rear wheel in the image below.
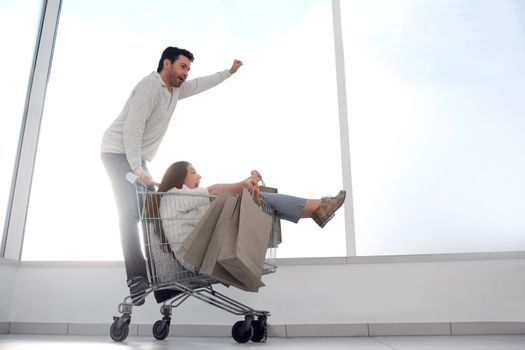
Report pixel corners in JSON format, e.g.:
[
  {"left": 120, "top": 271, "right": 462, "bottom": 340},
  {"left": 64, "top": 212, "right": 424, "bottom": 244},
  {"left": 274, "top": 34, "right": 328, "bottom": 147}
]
[
  {"left": 152, "top": 319, "right": 170, "bottom": 340},
  {"left": 232, "top": 320, "right": 254, "bottom": 343},
  {"left": 110, "top": 320, "right": 129, "bottom": 342},
  {"left": 251, "top": 319, "right": 268, "bottom": 343}
]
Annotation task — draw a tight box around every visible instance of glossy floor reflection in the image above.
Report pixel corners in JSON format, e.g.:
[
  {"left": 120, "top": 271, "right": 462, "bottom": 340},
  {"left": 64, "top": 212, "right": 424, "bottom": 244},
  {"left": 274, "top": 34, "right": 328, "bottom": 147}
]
[{"left": 1, "top": 334, "right": 525, "bottom": 350}]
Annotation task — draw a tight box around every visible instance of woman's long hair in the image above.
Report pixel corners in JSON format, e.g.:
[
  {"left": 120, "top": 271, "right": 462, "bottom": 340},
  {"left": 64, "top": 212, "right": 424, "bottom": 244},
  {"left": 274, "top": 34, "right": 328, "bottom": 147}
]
[
  {"left": 144, "top": 161, "right": 190, "bottom": 254},
  {"left": 158, "top": 161, "right": 190, "bottom": 192},
  {"left": 145, "top": 161, "right": 190, "bottom": 218}
]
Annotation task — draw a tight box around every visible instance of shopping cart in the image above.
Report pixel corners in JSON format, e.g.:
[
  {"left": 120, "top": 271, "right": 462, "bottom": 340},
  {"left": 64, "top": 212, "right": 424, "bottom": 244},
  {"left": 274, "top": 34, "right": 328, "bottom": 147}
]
[{"left": 109, "top": 174, "right": 280, "bottom": 343}]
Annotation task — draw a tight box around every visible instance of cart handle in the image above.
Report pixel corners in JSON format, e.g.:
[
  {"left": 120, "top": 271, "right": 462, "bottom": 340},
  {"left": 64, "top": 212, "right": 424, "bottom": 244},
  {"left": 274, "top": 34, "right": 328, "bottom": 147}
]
[{"left": 126, "top": 172, "right": 159, "bottom": 188}]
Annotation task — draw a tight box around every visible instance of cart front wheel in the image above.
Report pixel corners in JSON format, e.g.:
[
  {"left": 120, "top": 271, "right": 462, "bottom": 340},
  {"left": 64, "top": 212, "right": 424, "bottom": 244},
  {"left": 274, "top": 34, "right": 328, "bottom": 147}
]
[
  {"left": 251, "top": 319, "right": 268, "bottom": 343},
  {"left": 110, "top": 319, "right": 129, "bottom": 342},
  {"left": 232, "top": 320, "right": 254, "bottom": 343},
  {"left": 152, "top": 319, "right": 170, "bottom": 340}
]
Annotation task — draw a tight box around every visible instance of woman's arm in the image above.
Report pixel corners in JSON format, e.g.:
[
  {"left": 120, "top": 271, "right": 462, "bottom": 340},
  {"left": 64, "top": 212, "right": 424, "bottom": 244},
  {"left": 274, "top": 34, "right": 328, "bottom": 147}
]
[
  {"left": 207, "top": 171, "right": 261, "bottom": 196},
  {"left": 207, "top": 181, "right": 246, "bottom": 196}
]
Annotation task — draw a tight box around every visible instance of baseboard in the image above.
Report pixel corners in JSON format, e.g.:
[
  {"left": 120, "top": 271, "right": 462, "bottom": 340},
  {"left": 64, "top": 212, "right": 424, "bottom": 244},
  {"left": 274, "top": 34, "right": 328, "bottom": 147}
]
[
  {"left": 3, "top": 322, "right": 525, "bottom": 337},
  {"left": 286, "top": 323, "right": 369, "bottom": 337},
  {"left": 451, "top": 322, "right": 525, "bottom": 335},
  {"left": 8, "top": 322, "right": 68, "bottom": 335},
  {"left": 0, "top": 322, "right": 9, "bottom": 334},
  {"left": 369, "top": 322, "right": 451, "bottom": 336}
]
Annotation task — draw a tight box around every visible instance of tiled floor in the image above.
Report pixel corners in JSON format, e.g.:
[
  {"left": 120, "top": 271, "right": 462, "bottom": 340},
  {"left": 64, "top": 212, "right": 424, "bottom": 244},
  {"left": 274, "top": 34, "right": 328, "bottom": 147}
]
[{"left": 1, "top": 335, "right": 525, "bottom": 350}]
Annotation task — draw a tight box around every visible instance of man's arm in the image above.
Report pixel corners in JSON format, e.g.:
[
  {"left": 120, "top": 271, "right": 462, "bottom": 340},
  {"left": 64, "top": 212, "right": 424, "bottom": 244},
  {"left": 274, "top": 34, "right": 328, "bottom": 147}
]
[
  {"left": 123, "top": 79, "right": 157, "bottom": 181},
  {"left": 229, "top": 59, "right": 243, "bottom": 74},
  {"left": 179, "top": 59, "right": 243, "bottom": 99}
]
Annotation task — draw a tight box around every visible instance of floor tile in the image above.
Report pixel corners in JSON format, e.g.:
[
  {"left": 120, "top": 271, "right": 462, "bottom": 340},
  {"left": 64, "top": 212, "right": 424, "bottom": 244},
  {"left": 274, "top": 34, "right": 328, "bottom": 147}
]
[{"left": 0, "top": 334, "right": 524, "bottom": 350}]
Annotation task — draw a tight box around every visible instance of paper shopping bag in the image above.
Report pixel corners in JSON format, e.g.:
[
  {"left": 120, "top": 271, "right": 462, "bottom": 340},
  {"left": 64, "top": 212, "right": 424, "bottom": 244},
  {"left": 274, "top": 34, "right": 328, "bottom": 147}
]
[
  {"left": 218, "top": 188, "right": 272, "bottom": 292},
  {"left": 176, "top": 191, "right": 230, "bottom": 270},
  {"left": 199, "top": 194, "right": 252, "bottom": 291},
  {"left": 259, "top": 186, "right": 282, "bottom": 248}
]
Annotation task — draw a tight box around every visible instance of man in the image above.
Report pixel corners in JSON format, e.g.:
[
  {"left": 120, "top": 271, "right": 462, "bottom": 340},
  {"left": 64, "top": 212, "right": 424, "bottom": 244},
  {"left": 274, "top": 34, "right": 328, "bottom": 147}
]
[{"left": 101, "top": 46, "right": 243, "bottom": 305}]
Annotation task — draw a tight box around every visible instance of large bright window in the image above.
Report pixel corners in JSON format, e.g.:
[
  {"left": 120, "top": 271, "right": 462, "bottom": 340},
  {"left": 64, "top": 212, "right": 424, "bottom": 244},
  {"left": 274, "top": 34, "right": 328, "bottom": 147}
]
[
  {"left": 22, "top": 0, "right": 344, "bottom": 260},
  {"left": 342, "top": 0, "right": 525, "bottom": 255},
  {"left": 0, "top": 1, "right": 43, "bottom": 254}
]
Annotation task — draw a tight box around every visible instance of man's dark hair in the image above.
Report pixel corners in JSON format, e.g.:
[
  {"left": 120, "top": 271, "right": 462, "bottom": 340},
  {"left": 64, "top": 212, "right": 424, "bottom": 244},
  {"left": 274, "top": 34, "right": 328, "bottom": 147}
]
[{"left": 157, "top": 47, "right": 194, "bottom": 73}]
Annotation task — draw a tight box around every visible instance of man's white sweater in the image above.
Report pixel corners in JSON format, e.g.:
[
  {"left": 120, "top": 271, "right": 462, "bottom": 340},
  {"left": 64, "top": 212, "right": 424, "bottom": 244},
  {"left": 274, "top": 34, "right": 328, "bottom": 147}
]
[{"left": 101, "top": 70, "right": 231, "bottom": 172}]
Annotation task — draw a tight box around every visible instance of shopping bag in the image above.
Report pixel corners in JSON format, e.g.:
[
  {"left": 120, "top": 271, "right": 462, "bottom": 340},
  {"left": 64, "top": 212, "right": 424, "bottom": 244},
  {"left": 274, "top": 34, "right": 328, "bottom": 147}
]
[
  {"left": 259, "top": 185, "right": 282, "bottom": 248},
  {"left": 218, "top": 188, "right": 272, "bottom": 292},
  {"left": 176, "top": 191, "right": 230, "bottom": 270},
  {"left": 198, "top": 195, "right": 254, "bottom": 291}
]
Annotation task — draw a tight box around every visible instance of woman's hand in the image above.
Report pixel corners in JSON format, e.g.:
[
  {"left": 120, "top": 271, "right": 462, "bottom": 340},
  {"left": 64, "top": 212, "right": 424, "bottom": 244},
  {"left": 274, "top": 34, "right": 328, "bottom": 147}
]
[
  {"left": 248, "top": 184, "right": 261, "bottom": 204},
  {"left": 242, "top": 177, "right": 259, "bottom": 190},
  {"left": 242, "top": 175, "right": 259, "bottom": 192},
  {"left": 242, "top": 170, "right": 261, "bottom": 188},
  {"left": 250, "top": 170, "right": 262, "bottom": 182}
]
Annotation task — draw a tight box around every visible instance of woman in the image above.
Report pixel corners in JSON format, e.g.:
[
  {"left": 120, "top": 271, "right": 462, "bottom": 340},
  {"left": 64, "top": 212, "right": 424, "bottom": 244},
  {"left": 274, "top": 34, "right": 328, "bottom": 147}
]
[{"left": 157, "top": 161, "right": 346, "bottom": 269}]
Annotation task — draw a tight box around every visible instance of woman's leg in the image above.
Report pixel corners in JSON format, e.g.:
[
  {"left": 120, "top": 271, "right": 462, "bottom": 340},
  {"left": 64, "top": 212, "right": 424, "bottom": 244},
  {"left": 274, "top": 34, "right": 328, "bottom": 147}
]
[
  {"left": 311, "top": 190, "right": 346, "bottom": 228},
  {"left": 258, "top": 194, "right": 329, "bottom": 220},
  {"left": 302, "top": 199, "right": 321, "bottom": 218},
  {"left": 260, "top": 190, "right": 346, "bottom": 228},
  {"left": 259, "top": 192, "right": 306, "bottom": 223}
]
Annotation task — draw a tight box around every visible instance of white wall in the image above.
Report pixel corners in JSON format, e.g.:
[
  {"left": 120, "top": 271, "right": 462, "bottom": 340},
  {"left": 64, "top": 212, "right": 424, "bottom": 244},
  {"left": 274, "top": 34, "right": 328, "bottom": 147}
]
[
  {"left": 5, "top": 257, "right": 525, "bottom": 325},
  {"left": 0, "top": 260, "right": 17, "bottom": 322}
]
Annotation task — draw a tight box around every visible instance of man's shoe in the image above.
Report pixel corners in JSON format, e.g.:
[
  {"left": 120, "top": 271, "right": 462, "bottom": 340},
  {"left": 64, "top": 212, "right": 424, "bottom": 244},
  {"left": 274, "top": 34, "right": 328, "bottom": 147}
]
[
  {"left": 128, "top": 276, "right": 149, "bottom": 306},
  {"left": 154, "top": 289, "right": 182, "bottom": 303},
  {"left": 312, "top": 190, "right": 346, "bottom": 228}
]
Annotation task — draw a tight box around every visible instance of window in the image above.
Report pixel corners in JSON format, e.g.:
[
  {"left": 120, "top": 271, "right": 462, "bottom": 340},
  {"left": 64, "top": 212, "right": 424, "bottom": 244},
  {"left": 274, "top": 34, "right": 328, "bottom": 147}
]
[
  {"left": 0, "top": 0, "right": 43, "bottom": 255},
  {"left": 22, "top": 0, "right": 344, "bottom": 260},
  {"left": 341, "top": 0, "right": 525, "bottom": 255}
]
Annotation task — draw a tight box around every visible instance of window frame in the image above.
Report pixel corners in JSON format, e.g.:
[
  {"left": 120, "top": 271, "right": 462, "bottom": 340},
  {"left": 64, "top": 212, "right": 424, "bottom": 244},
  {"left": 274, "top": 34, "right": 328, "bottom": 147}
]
[
  {"left": 4, "top": 0, "right": 524, "bottom": 263},
  {"left": 2, "top": 0, "right": 61, "bottom": 260}
]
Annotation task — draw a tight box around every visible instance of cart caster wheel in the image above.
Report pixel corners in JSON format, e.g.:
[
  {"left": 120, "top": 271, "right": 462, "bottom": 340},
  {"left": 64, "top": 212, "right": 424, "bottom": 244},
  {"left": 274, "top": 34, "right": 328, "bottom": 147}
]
[
  {"left": 251, "top": 319, "right": 268, "bottom": 343},
  {"left": 232, "top": 320, "right": 254, "bottom": 343},
  {"left": 152, "top": 319, "right": 170, "bottom": 340},
  {"left": 110, "top": 319, "right": 129, "bottom": 342}
]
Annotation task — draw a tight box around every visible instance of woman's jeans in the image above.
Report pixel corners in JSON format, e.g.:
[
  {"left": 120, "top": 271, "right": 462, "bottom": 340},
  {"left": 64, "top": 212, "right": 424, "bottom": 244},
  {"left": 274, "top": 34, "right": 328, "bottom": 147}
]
[
  {"left": 260, "top": 192, "right": 306, "bottom": 223},
  {"left": 101, "top": 152, "right": 149, "bottom": 284}
]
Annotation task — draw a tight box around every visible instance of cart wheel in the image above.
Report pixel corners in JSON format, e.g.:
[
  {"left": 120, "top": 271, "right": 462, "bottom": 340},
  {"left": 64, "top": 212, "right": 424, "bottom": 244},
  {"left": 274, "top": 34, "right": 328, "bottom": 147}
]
[
  {"left": 152, "top": 319, "right": 170, "bottom": 340},
  {"left": 251, "top": 319, "right": 268, "bottom": 343},
  {"left": 232, "top": 320, "right": 254, "bottom": 343},
  {"left": 110, "top": 319, "right": 129, "bottom": 342}
]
